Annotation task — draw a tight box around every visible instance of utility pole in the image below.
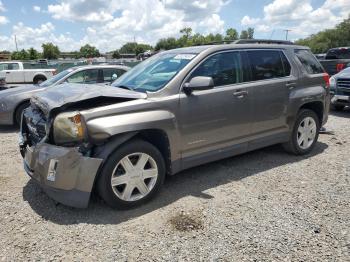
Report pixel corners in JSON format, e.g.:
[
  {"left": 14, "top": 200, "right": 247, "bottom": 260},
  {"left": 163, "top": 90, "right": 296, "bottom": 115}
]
[
  {"left": 14, "top": 35, "right": 18, "bottom": 51},
  {"left": 284, "top": 29, "right": 291, "bottom": 40}
]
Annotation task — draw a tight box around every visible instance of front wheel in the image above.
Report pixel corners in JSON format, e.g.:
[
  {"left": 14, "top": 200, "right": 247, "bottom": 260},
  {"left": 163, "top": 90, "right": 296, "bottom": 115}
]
[
  {"left": 283, "top": 109, "right": 320, "bottom": 155},
  {"left": 97, "top": 139, "right": 166, "bottom": 209}
]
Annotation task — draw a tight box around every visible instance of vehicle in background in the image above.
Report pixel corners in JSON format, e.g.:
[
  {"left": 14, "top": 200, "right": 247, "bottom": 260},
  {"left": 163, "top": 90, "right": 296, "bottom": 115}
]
[
  {"left": 137, "top": 50, "right": 157, "bottom": 61},
  {"left": 315, "top": 53, "right": 326, "bottom": 59},
  {"left": 329, "top": 67, "right": 350, "bottom": 111},
  {"left": 0, "top": 61, "right": 56, "bottom": 84},
  {"left": 319, "top": 47, "right": 350, "bottom": 76},
  {"left": 19, "top": 42, "right": 330, "bottom": 209},
  {"left": 0, "top": 65, "right": 129, "bottom": 126}
]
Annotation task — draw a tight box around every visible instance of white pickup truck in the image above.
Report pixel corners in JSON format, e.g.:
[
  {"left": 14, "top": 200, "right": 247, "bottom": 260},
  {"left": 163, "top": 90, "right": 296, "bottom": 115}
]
[{"left": 0, "top": 61, "right": 56, "bottom": 84}]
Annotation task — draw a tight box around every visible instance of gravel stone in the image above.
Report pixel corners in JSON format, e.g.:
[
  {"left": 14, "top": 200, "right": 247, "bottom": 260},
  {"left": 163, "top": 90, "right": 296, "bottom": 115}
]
[{"left": 0, "top": 110, "right": 349, "bottom": 261}]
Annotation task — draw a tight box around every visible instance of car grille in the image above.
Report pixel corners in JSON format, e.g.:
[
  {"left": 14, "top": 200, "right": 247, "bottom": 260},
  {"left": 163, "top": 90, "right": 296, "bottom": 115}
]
[
  {"left": 22, "top": 106, "right": 47, "bottom": 145},
  {"left": 337, "top": 78, "right": 350, "bottom": 90}
]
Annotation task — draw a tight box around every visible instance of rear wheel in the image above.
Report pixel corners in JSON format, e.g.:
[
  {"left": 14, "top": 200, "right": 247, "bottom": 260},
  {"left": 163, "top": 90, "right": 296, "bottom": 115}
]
[
  {"left": 15, "top": 102, "right": 30, "bottom": 126},
  {"left": 97, "top": 139, "right": 166, "bottom": 209},
  {"left": 33, "top": 76, "right": 46, "bottom": 85},
  {"left": 283, "top": 109, "right": 320, "bottom": 155}
]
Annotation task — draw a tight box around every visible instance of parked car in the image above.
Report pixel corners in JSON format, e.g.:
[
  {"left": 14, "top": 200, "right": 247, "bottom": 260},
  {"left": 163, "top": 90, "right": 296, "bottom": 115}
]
[
  {"left": 19, "top": 42, "right": 330, "bottom": 209},
  {"left": 319, "top": 47, "right": 350, "bottom": 76},
  {"left": 0, "top": 65, "right": 129, "bottom": 126},
  {"left": 0, "top": 61, "right": 56, "bottom": 84},
  {"left": 329, "top": 67, "right": 350, "bottom": 111}
]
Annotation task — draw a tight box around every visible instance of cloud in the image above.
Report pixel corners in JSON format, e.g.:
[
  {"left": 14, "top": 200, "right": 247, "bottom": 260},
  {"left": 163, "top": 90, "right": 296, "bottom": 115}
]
[
  {"left": 0, "top": 15, "right": 8, "bottom": 25},
  {"left": 45, "top": 0, "right": 227, "bottom": 51},
  {"left": 241, "top": 15, "right": 260, "bottom": 26},
  {"left": 0, "top": 1, "right": 5, "bottom": 12},
  {"left": 241, "top": 0, "right": 350, "bottom": 38},
  {"left": 33, "top": 6, "right": 41, "bottom": 12},
  {"left": 0, "top": 22, "right": 80, "bottom": 52}
]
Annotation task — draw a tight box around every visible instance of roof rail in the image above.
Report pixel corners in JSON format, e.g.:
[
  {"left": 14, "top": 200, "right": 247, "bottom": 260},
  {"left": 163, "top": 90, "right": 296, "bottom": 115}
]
[
  {"left": 201, "top": 39, "right": 295, "bottom": 46},
  {"left": 235, "top": 39, "right": 295, "bottom": 45}
]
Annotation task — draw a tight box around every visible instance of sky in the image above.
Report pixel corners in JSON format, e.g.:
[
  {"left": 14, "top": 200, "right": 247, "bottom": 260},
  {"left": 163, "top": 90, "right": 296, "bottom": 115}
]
[{"left": 0, "top": 0, "right": 349, "bottom": 52}]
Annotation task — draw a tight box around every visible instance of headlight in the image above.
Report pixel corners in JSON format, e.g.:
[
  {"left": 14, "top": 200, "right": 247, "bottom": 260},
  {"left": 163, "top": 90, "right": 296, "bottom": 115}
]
[
  {"left": 53, "top": 111, "right": 86, "bottom": 145},
  {"left": 329, "top": 76, "right": 336, "bottom": 89}
]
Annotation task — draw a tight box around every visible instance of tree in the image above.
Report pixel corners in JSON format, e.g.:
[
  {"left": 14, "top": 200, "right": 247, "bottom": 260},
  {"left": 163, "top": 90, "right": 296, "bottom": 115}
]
[
  {"left": 42, "top": 43, "right": 60, "bottom": 59},
  {"left": 112, "top": 50, "right": 121, "bottom": 59},
  {"left": 79, "top": 44, "right": 100, "bottom": 58},
  {"left": 28, "top": 47, "right": 39, "bottom": 60},
  {"left": 11, "top": 49, "right": 29, "bottom": 60},
  {"left": 119, "top": 42, "right": 153, "bottom": 55},
  {"left": 247, "top": 27, "right": 255, "bottom": 39},
  {"left": 240, "top": 30, "right": 249, "bottom": 39},
  {"left": 180, "top": 27, "right": 192, "bottom": 38},
  {"left": 296, "top": 16, "right": 350, "bottom": 53},
  {"left": 225, "top": 28, "right": 238, "bottom": 41},
  {"left": 155, "top": 37, "right": 179, "bottom": 50}
]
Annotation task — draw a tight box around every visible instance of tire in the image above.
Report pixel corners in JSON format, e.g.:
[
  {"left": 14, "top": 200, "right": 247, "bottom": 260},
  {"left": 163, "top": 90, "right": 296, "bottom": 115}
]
[
  {"left": 33, "top": 76, "right": 46, "bottom": 85},
  {"left": 283, "top": 109, "right": 320, "bottom": 155},
  {"left": 331, "top": 104, "right": 345, "bottom": 111},
  {"left": 97, "top": 139, "right": 166, "bottom": 209},
  {"left": 15, "top": 102, "right": 30, "bottom": 126}
]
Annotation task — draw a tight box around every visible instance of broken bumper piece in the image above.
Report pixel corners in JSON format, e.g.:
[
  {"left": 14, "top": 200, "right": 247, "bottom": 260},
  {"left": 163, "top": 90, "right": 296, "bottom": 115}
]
[{"left": 20, "top": 140, "right": 103, "bottom": 208}]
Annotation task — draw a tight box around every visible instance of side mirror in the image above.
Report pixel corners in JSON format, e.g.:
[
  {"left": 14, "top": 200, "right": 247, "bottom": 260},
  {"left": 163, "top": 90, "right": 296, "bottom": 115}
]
[{"left": 183, "top": 76, "right": 214, "bottom": 95}]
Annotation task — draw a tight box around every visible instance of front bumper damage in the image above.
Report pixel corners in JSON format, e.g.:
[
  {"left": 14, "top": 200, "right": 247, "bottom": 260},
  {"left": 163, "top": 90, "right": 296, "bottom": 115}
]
[
  {"left": 19, "top": 135, "right": 103, "bottom": 208},
  {"left": 331, "top": 94, "right": 350, "bottom": 106}
]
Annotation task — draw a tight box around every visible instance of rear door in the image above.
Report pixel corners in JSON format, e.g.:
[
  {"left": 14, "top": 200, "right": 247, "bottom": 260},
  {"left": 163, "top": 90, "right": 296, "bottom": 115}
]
[
  {"left": 245, "top": 49, "right": 294, "bottom": 139},
  {"left": 179, "top": 51, "right": 253, "bottom": 162}
]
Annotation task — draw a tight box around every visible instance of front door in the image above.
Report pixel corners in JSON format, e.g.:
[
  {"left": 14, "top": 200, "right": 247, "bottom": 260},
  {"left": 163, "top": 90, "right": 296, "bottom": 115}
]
[{"left": 178, "top": 51, "right": 253, "bottom": 165}]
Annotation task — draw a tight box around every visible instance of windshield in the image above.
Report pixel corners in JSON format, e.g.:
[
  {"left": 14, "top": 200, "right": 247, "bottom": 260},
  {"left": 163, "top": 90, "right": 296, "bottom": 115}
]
[
  {"left": 111, "top": 52, "right": 197, "bottom": 92},
  {"left": 39, "top": 69, "right": 72, "bottom": 87}
]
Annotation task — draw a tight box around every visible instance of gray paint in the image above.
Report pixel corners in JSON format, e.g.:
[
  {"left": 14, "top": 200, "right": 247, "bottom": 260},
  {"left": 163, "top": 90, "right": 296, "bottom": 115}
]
[{"left": 20, "top": 43, "right": 330, "bottom": 208}]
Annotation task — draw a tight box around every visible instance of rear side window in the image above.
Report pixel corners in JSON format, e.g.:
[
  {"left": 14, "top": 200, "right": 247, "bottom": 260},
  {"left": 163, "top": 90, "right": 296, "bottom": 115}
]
[
  {"left": 103, "top": 68, "right": 126, "bottom": 82},
  {"left": 247, "top": 50, "right": 289, "bottom": 81},
  {"left": 190, "top": 51, "right": 242, "bottom": 86},
  {"left": 325, "top": 48, "right": 350, "bottom": 59},
  {"left": 294, "top": 49, "right": 324, "bottom": 74}
]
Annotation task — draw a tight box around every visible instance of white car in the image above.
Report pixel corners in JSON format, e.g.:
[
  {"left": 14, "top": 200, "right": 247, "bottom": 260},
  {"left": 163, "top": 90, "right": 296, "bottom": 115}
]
[{"left": 0, "top": 61, "right": 56, "bottom": 84}]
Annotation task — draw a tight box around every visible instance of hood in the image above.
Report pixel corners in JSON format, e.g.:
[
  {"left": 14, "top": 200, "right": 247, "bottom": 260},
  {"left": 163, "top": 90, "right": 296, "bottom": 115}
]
[
  {"left": 334, "top": 68, "right": 350, "bottom": 78},
  {"left": 0, "top": 85, "right": 43, "bottom": 98},
  {"left": 31, "top": 83, "right": 147, "bottom": 116}
]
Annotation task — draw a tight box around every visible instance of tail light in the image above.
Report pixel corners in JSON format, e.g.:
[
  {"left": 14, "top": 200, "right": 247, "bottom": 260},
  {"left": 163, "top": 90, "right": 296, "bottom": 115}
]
[
  {"left": 323, "top": 73, "right": 330, "bottom": 88},
  {"left": 336, "top": 63, "right": 345, "bottom": 73}
]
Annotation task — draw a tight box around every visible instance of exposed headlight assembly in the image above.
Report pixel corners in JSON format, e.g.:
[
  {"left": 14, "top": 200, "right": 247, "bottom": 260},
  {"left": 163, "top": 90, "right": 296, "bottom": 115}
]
[{"left": 53, "top": 111, "right": 86, "bottom": 145}]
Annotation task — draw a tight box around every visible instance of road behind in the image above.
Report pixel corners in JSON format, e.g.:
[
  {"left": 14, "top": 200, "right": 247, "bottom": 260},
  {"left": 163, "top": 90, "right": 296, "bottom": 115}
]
[{"left": 0, "top": 111, "right": 349, "bottom": 261}]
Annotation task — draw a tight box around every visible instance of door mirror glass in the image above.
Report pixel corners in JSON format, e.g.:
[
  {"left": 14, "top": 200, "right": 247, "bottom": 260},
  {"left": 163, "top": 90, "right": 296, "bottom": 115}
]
[
  {"left": 112, "top": 73, "right": 118, "bottom": 80},
  {"left": 183, "top": 76, "right": 214, "bottom": 95}
]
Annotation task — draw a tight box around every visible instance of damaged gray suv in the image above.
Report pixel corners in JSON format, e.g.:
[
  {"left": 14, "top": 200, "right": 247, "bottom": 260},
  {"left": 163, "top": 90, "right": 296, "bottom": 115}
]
[{"left": 19, "top": 41, "right": 330, "bottom": 208}]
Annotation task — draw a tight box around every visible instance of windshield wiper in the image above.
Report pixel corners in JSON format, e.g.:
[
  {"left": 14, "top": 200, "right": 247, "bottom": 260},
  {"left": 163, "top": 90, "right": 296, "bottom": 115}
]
[{"left": 114, "top": 85, "right": 134, "bottom": 91}]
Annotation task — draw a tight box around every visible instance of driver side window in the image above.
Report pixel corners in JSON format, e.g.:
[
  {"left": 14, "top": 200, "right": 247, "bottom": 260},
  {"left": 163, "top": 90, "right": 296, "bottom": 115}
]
[{"left": 190, "top": 52, "right": 242, "bottom": 87}]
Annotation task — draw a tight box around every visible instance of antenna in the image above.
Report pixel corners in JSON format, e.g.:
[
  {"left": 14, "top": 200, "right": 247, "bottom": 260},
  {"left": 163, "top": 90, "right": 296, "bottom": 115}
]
[{"left": 284, "top": 29, "right": 292, "bottom": 40}]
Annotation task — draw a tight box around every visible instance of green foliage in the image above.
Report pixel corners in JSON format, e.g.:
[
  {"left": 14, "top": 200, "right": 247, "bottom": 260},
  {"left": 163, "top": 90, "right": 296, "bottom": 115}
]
[
  {"left": 295, "top": 16, "right": 350, "bottom": 53},
  {"left": 119, "top": 42, "right": 153, "bottom": 55},
  {"left": 42, "top": 43, "right": 60, "bottom": 59},
  {"left": 112, "top": 50, "right": 121, "bottom": 59},
  {"left": 79, "top": 44, "right": 100, "bottom": 58},
  {"left": 155, "top": 27, "right": 254, "bottom": 50},
  {"left": 28, "top": 47, "right": 40, "bottom": 60}
]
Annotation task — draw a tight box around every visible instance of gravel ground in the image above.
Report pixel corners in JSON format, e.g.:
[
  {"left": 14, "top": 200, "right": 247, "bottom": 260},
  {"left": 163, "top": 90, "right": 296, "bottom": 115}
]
[{"left": 0, "top": 111, "right": 349, "bottom": 261}]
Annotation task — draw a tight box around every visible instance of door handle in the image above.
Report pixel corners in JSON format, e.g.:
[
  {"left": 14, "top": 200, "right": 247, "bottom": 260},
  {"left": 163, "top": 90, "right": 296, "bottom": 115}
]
[
  {"left": 286, "top": 82, "right": 296, "bottom": 89},
  {"left": 233, "top": 90, "right": 248, "bottom": 98},
  {"left": 5, "top": 72, "right": 10, "bottom": 74}
]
